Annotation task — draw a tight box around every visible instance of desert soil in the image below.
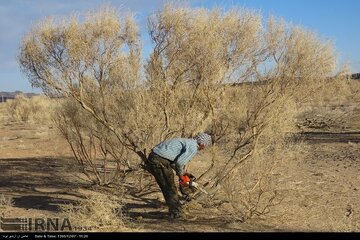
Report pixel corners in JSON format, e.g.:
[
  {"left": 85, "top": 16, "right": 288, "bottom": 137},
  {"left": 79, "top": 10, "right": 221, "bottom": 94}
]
[{"left": 0, "top": 103, "right": 359, "bottom": 232}]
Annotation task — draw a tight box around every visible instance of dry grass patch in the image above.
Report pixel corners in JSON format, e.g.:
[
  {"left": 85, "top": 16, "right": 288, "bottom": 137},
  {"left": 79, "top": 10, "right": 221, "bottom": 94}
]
[{"left": 60, "top": 192, "right": 137, "bottom": 232}]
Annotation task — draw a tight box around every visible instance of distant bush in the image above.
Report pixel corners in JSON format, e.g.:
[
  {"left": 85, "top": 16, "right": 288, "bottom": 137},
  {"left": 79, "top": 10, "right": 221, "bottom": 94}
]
[
  {"left": 313, "top": 75, "right": 355, "bottom": 105},
  {"left": 295, "top": 76, "right": 360, "bottom": 132},
  {"left": 4, "top": 94, "right": 56, "bottom": 125}
]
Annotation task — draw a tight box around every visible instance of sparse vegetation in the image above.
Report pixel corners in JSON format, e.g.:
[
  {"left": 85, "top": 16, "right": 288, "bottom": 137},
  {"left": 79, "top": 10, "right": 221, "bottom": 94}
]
[{"left": 4, "top": 94, "right": 56, "bottom": 125}]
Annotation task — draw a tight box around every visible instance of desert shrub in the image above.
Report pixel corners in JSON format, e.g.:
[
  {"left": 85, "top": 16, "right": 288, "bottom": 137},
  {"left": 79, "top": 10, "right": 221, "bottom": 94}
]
[
  {"left": 311, "top": 74, "right": 354, "bottom": 106},
  {"left": 53, "top": 97, "right": 137, "bottom": 186},
  {"left": 19, "top": 3, "right": 341, "bottom": 221},
  {"left": 295, "top": 74, "right": 359, "bottom": 132},
  {"left": 5, "top": 94, "right": 56, "bottom": 125},
  {"left": 348, "top": 78, "right": 360, "bottom": 102},
  {"left": 5, "top": 94, "right": 31, "bottom": 122}
]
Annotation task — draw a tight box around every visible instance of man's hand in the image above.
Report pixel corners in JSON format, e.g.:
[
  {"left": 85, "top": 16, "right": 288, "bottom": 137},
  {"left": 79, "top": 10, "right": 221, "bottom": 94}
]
[{"left": 183, "top": 172, "right": 196, "bottom": 180}]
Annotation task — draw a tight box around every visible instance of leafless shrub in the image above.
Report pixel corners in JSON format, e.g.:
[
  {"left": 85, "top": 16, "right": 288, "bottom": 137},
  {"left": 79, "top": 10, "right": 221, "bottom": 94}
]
[
  {"left": 19, "top": 3, "right": 342, "bottom": 221},
  {"left": 53, "top": 97, "right": 137, "bottom": 186}
]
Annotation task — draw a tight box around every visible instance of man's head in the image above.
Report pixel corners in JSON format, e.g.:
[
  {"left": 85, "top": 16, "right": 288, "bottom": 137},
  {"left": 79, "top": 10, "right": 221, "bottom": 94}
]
[{"left": 194, "top": 132, "right": 212, "bottom": 150}]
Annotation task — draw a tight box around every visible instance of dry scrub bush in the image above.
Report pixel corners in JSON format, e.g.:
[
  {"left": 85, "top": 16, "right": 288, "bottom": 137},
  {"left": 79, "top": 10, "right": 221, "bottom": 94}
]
[
  {"left": 315, "top": 76, "right": 353, "bottom": 105},
  {"left": 0, "top": 194, "right": 14, "bottom": 210},
  {"left": 4, "top": 94, "right": 55, "bottom": 124},
  {"left": 149, "top": 7, "right": 337, "bottom": 221},
  {"left": 348, "top": 78, "right": 360, "bottom": 103},
  {"left": 60, "top": 192, "right": 133, "bottom": 232},
  {"left": 19, "top": 5, "right": 143, "bottom": 185},
  {"left": 53, "top": 97, "right": 134, "bottom": 185},
  {"left": 19, "top": 4, "right": 341, "bottom": 221},
  {"left": 4, "top": 94, "right": 31, "bottom": 122},
  {"left": 295, "top": 75, "right": 359, "bottom": 132}
]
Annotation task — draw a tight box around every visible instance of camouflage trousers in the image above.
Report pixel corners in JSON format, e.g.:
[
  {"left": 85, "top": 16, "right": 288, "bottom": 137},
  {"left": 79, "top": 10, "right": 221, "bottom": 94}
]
[{"left": 145, "top": 152, "right": 183, "bottom": 218}]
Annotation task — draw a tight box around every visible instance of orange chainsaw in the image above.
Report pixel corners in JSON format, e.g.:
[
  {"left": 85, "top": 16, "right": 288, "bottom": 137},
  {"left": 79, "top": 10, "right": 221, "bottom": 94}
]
[{"left": 179, "top": 173, "right": 208, "bottom": 199}]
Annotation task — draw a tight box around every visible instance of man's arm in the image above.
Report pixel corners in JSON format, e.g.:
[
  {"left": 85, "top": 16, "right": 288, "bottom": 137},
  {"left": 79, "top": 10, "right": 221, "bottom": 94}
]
[{"left": 174, "top": 147, "right": 197, "bottom": 176}]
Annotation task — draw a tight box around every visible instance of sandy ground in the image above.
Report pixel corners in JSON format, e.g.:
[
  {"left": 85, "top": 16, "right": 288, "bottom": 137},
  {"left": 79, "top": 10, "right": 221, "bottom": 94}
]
[{"left": 0, "top": 103, "right": 359, "bottom": 232}]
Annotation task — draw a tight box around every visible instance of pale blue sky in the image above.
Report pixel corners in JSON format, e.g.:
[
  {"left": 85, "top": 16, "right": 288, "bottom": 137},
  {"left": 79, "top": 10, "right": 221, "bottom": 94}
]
[{"left": 0, "top": 0, "right": 359, "bottom": 93}]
